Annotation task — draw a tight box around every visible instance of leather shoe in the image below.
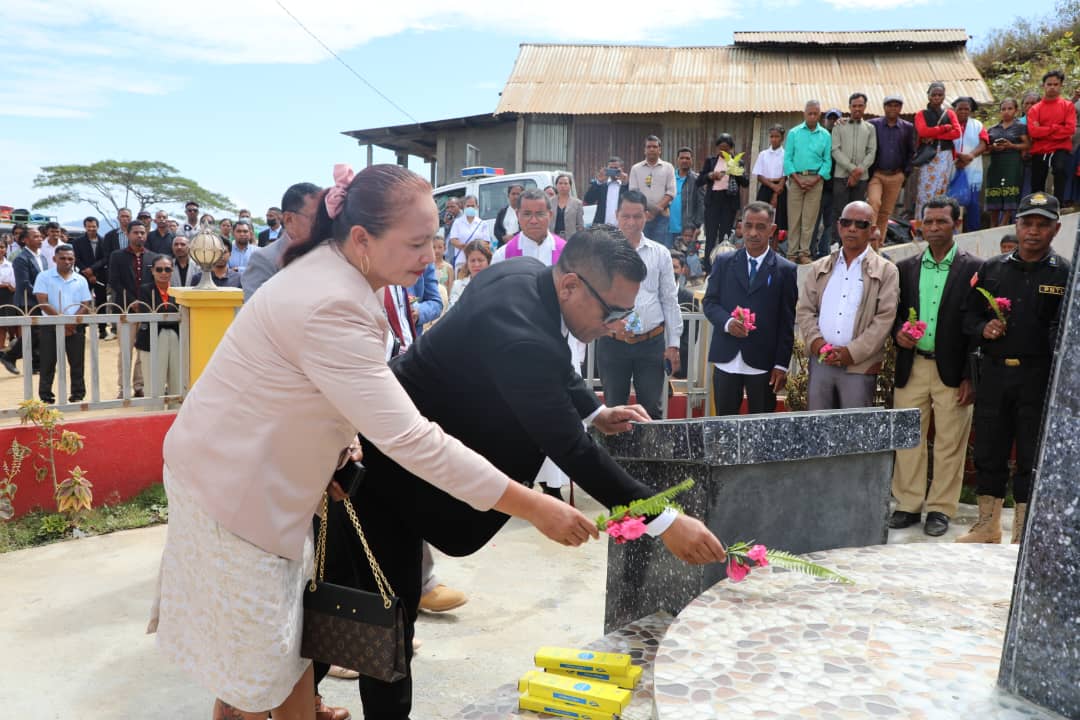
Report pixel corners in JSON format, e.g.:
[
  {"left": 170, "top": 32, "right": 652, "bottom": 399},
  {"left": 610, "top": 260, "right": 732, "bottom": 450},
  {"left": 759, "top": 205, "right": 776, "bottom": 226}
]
[
  {"left": 315, "top": 695, "right": 350, "bottom": 720},
  {"left": 924, "top": 511, "right": 950, "bottom": 537},
  {"left": 419, "top": 584, "right": 468, "bottom": 612},
  {"left": 888, "top": 510, "right": 921, "bottom": 529},
  {"left": 0, "top": 356, "right": 17, "bottom": 375}
]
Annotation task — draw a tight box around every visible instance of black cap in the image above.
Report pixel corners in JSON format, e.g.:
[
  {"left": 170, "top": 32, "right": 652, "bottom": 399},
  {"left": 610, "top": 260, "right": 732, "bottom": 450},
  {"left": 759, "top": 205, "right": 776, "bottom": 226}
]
[{"left": 1016, "top": 192, "right": 1060, "bottom": 220}]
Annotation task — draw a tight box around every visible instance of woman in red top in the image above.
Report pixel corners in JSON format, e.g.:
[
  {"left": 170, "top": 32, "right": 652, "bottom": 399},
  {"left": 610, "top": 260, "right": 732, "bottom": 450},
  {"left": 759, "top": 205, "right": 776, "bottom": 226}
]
[{"left": 914, "top": 82, "right": 962, "bottom": 219}]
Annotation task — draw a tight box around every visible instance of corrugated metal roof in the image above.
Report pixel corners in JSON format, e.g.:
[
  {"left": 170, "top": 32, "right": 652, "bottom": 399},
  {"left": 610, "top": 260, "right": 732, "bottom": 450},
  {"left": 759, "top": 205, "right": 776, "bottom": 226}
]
[
  {"left": 732, "top": 29, "right": 969, "bottom": 45},
  {"left": 495, "top": 43, "right": 992, "bottom": 116}
]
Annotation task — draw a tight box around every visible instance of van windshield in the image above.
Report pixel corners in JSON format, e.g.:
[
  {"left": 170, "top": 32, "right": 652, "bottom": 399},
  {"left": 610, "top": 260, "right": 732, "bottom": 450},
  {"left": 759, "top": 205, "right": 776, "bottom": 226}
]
[{"left": 479, "top": 179, "right": 537, "bottom": 219}]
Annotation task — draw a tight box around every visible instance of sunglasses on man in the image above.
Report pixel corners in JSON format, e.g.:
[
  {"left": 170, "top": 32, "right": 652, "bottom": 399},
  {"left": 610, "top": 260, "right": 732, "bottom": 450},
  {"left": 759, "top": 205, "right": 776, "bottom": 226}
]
[
  {"left": 574, "top": 272, "right": 634, "bottom": 324},
  {"left": 838, "top": 218, "right": 872, "bottom": 230}
]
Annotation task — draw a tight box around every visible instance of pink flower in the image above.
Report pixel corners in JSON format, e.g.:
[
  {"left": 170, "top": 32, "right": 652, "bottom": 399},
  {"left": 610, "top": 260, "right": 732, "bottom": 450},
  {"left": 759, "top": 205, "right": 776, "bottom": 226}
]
[
  {"left": 901, "top": 320, "right": 927, "bottom": 341},
  {"left": 818, "top": 343, "right": 834, "bottom": 363},
  {"left": 727, "top": 559, "right": 750, "bottom": 583},
  {"left": 747, "top": 544, "right": 769, "bottom": 566},
  {"left": 970, "top": 271, "right": 979, "bottom": 288},
  {"left": 995, "top": 297, "right": 1012, "bottom": 314},
  {"left": 619, "top": 516, "right": 648, "bottom": 541},
  {"left": 733, "top": 306, "right": 757, "bottom": 332},
  {"left": 605, "top": 519, "right": 625, "bottom": 543}
]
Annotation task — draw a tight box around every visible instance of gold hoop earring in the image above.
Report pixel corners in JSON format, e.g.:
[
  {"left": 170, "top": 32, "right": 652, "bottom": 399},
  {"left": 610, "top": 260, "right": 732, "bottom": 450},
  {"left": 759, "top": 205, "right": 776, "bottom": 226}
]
[{"left": 360, "top": 254, "right": 370, "bottom": 275}]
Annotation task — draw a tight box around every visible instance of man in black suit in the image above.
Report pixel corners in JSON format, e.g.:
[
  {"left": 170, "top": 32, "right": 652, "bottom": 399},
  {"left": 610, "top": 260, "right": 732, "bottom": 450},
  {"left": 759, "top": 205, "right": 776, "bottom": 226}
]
[
  {"left": 147, "top": 210, "right": 174, "bottom": 256},
  {"left": 323, "top": 227, "right": 727, "bottom": 719},
  {"left": 583, "top": 157, "right": 628, "bottom": 227},
  {"left": 108, "top": 221, "right": 158, "bottom": 397},
  {"left": 73, "top": 216, "right": 109, "bottom": 338},
  {"left": 256, "top": 206, "right": 283, "bottom": 247},
  {"left": 703, "top": 201, "right": 798, "bottom": 415},
  {"left": 2, "top": 225, "right": 49, "bottom": 373},
  {"left": 889, "top": 196, "right": 981, "bottom": 537}
]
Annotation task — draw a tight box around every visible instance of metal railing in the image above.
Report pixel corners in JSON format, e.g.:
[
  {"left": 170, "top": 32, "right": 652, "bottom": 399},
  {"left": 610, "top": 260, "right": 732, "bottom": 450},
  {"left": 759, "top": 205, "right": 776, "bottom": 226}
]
[
  {"left": 0, "top": 304, "right": 187, "bottom": 417},
  {"left": 584, "top": 310, "right": 713, "bottom": 419}
]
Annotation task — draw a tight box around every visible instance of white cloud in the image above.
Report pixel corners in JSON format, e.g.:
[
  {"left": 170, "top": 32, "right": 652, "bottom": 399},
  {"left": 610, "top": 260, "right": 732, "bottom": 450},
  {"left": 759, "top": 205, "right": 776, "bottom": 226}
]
[{"left": 2, "top": 0, "right": 740, "bottom": 66}]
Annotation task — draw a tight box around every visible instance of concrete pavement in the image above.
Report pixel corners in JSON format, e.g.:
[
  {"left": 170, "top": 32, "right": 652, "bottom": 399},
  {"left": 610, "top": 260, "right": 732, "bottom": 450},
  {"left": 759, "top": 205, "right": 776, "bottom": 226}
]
[{"left": 0, "top": 492, "right": 1016, "bottom": 719}]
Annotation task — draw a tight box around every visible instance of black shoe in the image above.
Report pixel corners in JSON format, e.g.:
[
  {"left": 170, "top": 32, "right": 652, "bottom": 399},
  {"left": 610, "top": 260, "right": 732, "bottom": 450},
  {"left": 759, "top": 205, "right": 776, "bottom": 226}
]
[
  {"left": 0, "top": 356, "right": 17, "bottom": 375},
  {"left": 541, "top": 484, "right": 564, "bottom": 501},
  {"left": 133, "top": 389, "right": 145, "bottom": 398},
  {"left": 924, "top": 511, "right": 950, "bottom": 537},
  {"left": 888, "top": 510, "right": 921, "bottom": 529},
  {"left": 68, "top": 395, "right": 84, "bottom": 403},
  {"left": 39, "top": 396, "right": 55, "bottom": 405}
]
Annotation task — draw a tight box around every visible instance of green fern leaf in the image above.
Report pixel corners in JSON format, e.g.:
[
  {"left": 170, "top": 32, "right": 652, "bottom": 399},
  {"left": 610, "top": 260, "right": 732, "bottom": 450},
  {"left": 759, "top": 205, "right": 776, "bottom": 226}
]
[{"left": 764, "top": 549, "right": 854, "bottom": 584}]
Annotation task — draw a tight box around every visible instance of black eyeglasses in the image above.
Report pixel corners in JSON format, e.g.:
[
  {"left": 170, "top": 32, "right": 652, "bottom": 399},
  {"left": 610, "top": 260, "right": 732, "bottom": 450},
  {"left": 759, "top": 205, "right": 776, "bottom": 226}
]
[
  {"left": 838, "top": 218, "right": 872, "bottom": 230},
  {"left": 574, "top": 273, "right": 634, "bottom": 324},
  {"left": 154, "top": 267, "right": 173, "bottom": 273}
]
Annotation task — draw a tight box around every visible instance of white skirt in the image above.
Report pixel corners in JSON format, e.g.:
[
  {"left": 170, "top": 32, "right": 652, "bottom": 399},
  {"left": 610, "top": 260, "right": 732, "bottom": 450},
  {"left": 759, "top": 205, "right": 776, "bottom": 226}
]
[{"left": 148, "top": 466, "right": 314, "bottom": 712}]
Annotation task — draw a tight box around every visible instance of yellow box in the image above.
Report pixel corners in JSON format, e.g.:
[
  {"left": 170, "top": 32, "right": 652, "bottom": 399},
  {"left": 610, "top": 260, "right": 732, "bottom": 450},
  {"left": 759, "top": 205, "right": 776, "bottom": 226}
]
[
  {"left": 546, "top": 664, "right": 643, "bottom": 690},
  {"left": 518, "top": 669, "right": 630, "bottom": 714},
  {"left": 534, "top": 647, "right": 632, "bottom": 676},
  {"left": 518, "top": 692, "right": 616, "bottom": 719}
]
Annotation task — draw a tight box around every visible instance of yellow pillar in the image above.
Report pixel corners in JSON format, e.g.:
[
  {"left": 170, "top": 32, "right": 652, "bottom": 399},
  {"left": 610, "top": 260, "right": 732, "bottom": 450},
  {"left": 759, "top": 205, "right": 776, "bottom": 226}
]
[{"left": 170, "top": 287, "right": 244, "bottom": 387}]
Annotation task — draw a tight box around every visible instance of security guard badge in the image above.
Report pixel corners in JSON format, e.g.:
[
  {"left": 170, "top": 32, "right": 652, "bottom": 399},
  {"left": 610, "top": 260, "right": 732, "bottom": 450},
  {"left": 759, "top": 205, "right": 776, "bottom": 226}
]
[
  {"left": 1039, "top": 284, "right": 1066, "bottom": 296},
  {"left": 1030, "top": 193, "right": 1049, "bottom": 205}
]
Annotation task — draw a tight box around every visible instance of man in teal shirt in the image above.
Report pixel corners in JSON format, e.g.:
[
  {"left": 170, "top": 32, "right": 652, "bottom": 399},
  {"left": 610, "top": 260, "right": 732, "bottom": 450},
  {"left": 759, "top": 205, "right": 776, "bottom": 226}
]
[
  {"left": 889, "top": 196, "right": 982, "bottom": 537},
  {"left": 784, "top": 100, "right": 832, "bottom": 264}
]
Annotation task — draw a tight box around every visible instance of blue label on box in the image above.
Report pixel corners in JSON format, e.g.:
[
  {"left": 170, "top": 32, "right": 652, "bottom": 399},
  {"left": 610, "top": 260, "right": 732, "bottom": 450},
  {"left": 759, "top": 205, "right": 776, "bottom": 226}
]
[
  {"left": 559, "top": 663, "right": 593, "bottom": 671},
  {"left": 573, "top": 682, "right": 591, "bottom": 692},
  {"left": 553, "top": 693, "right": 587, "bottom": 706},
  {"left": 544, "top": 707, "right": 581, "bottom": 718},
  {"left": 578, "top": 652, "right": 595, "bottom": 659}
]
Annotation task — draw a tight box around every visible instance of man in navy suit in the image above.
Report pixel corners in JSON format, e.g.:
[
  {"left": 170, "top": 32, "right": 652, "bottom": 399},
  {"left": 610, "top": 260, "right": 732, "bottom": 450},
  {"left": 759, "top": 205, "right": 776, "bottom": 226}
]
[{"left": 703, "top": 201, "right": 798, "bottom": 415}]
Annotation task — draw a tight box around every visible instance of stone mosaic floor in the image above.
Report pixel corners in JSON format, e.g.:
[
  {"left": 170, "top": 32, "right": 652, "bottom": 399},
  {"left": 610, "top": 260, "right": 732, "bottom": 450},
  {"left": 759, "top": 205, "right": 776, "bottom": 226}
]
[
  {"left": 449, "top": 611, "right": 671, "bottom": 720},
  {"left": 653, "top": 543, "right": 1065, "bottom": 719}
]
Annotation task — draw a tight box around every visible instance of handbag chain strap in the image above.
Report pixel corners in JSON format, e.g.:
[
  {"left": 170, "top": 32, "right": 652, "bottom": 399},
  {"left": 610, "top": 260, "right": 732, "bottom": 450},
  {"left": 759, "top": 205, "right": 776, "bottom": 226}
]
[{"left": 311, "top": 493, "right": 397, "bottom": 609}]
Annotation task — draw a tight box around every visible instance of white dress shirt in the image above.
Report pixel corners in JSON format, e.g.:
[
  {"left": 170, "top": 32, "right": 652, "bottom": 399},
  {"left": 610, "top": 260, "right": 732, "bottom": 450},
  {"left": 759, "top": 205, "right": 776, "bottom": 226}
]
[
  {"left": 818, "top": 247, "right": 870, "bottom": 347},
  {"left": 604, "top": 180, "right": 621, "bottom": 224},
  {"left": 715, "top": 248, "right": 780, "bottom": 376},
  {"left": 751, "top": 146, "right": 786, "bottom": 179},
  {"left": 0, "top": 258, "right": 14, "bottom": 289},
  {"left": 41, "top": 240, "right": 59, "bottom": 267},
  {"left": 384, "top": 285, "right": 414, "bottom": 360},
  {"left": 631, "top": 236, "right": 682, "bottom": 348},
  {"left": 448, "top": 216, "right": 491, "bottom": 270},
  {"left": 501, "top": 207, "right": 519, "bottom": 237}
]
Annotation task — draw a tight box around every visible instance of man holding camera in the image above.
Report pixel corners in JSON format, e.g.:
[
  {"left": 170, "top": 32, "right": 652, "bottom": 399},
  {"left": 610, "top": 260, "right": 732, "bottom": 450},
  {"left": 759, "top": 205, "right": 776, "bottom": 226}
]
[{"left": 585, "top": 157, "right": 629, "bottom": 226}]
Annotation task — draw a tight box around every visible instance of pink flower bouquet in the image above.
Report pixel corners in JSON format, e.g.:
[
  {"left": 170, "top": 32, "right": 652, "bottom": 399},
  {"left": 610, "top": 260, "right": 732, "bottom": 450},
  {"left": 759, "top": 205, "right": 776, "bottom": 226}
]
[
  {"left": 724, "top": 541, "right": 851, "bottom": 584},
  {"left": 901, "top": 307, "right": 928, "bottom": 341},
  {"left": 818, "top": 342, "right": 834, "bottom": 363},
  {"left": 732, "top": 306, "right": 756, "bottom": 332}
]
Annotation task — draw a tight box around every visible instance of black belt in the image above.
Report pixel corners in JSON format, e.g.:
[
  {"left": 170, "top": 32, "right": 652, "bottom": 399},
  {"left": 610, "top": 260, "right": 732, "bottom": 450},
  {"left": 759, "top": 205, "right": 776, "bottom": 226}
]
[
  {"left": 793, "top": 170, "right": 818, "bottom": 176},
  {"left": 915, "top": 349, "right": 936, "bottom": 360}
]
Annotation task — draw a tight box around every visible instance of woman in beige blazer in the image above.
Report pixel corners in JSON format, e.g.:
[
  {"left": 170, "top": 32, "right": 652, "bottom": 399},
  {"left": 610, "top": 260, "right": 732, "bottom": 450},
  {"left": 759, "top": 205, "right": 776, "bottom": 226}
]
[
  {"left": 549, "top": 172, "right": 585, "bottom": 237},
  {"left": 150, "top": 164, "right": 596, "bottom": 720}
]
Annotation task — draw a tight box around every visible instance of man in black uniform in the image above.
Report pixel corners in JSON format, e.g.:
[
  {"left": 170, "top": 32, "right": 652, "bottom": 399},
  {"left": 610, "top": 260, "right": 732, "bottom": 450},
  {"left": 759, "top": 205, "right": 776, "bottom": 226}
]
[{"left": 959, "top": 192, "right": 1071, "bottom": 544}]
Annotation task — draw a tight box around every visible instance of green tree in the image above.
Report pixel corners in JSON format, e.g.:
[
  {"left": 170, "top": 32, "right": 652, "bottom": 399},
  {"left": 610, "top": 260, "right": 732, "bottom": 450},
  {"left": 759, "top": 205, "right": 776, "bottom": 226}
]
[{"left": 32, "top": 160, "right": 235, "bottom": 217}]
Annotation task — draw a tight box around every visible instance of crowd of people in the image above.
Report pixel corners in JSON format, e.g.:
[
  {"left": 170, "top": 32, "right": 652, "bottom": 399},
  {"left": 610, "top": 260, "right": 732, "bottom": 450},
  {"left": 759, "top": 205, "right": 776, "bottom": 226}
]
[{"left": 0, "top": 74, "right": 1075, "bottom": 720}]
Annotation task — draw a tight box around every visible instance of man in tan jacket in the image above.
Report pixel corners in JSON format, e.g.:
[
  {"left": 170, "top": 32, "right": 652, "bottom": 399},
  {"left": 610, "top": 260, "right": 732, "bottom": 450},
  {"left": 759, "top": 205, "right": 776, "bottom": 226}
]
[{"left": 796, "top": 201, "right": 899, "bottom": 409}]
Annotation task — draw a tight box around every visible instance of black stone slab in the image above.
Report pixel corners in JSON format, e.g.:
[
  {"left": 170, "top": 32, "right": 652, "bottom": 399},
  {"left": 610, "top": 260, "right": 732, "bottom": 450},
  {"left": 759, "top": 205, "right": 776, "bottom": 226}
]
[
  {"left": 599, "top": 409, "right": 920, "bottom": 632},
  {"left": 998, "top": 231, "right": 1080, "bottom": 719}
]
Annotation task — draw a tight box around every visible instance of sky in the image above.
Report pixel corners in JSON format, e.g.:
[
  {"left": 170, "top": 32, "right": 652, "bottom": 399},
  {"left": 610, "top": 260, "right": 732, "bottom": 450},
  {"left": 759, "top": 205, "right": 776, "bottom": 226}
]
[{"left": 0, "top": 0, "right": 1045, "bottom": 227}]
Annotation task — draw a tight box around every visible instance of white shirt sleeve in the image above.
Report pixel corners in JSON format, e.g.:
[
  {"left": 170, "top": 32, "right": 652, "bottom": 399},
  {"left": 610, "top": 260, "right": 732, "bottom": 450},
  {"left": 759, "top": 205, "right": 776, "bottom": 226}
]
[
  {"left": 657, "top": 247, "right": 683, "bottom": 347},
  {"left": 645, "top": 507, "right": 679, "bottom": 536}
]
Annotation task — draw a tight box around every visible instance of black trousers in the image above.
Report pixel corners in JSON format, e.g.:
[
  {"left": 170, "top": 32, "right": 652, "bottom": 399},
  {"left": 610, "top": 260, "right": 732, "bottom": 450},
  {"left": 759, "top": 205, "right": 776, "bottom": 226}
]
[
  {"left": 38, "top": 327, "right": 86, "bottom": 402},
  {"left": 754, "top": 184, "right": 787, "bottom": 232},
  {"left": 703, "top": 199, "right": 739, "bottom": 266},
  {"left": 973, "top": 361, "right": 1050, "bottom": 503},
  {"left": 712, "top": 368, "right": 776, "bottom": 416},
  {"left": 595, "top": 334, "right": 666, "bottom": 419},
  {"left": 830, "top": 177, "right": 869, "bottom": 244},
  {"left": 313, "top": 449, "right": 514, "bottom": 720},
  {"left": 1030, "top": 150, "right": 1071, "bottom": 205}
]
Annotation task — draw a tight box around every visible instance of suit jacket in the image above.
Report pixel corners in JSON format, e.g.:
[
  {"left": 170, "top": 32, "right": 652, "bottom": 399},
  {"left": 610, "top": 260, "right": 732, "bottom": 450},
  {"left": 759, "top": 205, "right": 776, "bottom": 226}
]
[
  {"left": 703, "top": 249, "right": 798, "bottom": 371},
  {"left": 107, "top": 248, "right": 160, "bottom": 310},
  {"left": 72, "top": 233, "right": 109, "bottom": 283},
  {"left": 548, "top": 196, "right": 585, "bottom": 237},
  {"left": 696, "top": 156, "right": 749, "bottom": 207},
  {"left": 257, "top": 228, "right": 273, "bottom": 247},
  {"left": 583, "top": 181, "right": 628, "bottom": 226},
  {"left": 892, "top": 248, "right": 983, "bottom": 388},
  {"left": 241, "top": 236, "right": 288, "bottom": 302},
  {"left": 134, "top": 282, "right": 180, "bottom": 352},
  {"left": 13, "top": 251, "right": 47, "bottom": 309},
  {"left": 162, "top": 242, "right": 511, "bottom": 561},
  {"left": 101, "top": 228, "right": 124, "bottom": 279},
  {"left": 377, "top": 258, "right": 655, "bottom": 514},
  {"left": 493, "top": 206, "right": 516, "bottom": 243},
  {"left": 170, "top": 259, "right": 199, "bottom": 289}
]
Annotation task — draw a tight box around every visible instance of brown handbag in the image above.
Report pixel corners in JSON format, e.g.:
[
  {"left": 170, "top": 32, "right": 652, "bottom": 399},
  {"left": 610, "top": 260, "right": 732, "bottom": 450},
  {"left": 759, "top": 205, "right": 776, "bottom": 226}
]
[{"left": 300, "top": 493, "right": 407, "bottom": 682}]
